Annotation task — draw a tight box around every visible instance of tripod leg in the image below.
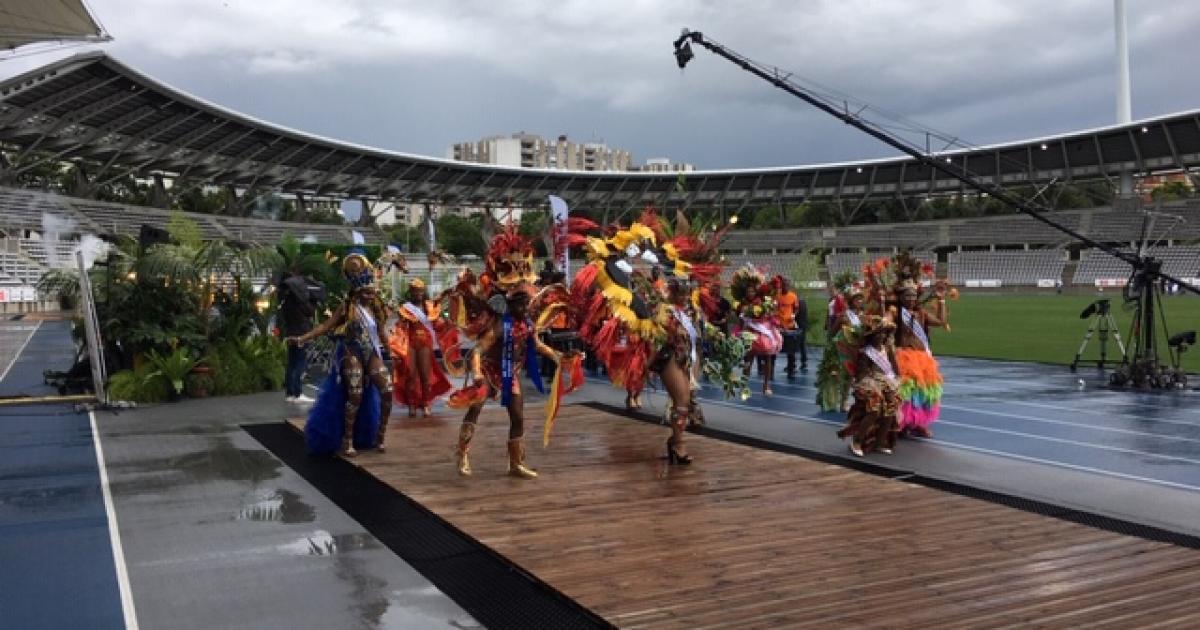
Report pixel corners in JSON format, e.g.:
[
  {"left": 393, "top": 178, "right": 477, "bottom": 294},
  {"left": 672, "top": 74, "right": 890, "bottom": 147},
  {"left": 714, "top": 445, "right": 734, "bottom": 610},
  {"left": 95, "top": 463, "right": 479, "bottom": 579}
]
[
  {"left": 1108, "top": 315, "right": 1128, "bottom": 362},
  {"left": 1072, "top": 321, "right": 1099, "bottom": 371}
]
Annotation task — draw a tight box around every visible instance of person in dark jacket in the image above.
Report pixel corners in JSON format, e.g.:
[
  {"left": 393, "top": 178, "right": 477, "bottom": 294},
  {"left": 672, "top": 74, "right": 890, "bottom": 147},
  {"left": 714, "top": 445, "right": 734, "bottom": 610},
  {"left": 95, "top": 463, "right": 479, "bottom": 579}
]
[{"left": 278, "top": 270, "right": 324, "bottom": 401}]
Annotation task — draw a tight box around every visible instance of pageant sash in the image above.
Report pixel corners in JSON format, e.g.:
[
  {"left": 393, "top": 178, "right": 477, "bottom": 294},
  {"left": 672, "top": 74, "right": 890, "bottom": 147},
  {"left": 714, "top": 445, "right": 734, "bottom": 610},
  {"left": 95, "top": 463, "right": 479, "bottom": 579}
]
[
  {"left": 674, "top": 306, "right": 699, "bottom": 364},
  {"left": 846, "top": 310, "right": 861, "bottom": 328},
  {"left": 901, "top": 307, "right": 931, "bottom": 354},
  {"left": 402, "top": 302, "right": 441, "bottom": 350},
  {"left": 864, "top": 345, "right": 898, "bottom": 384},
  {"left": 502, "top": 314, "right": 514, "bottom": 407},
  {"left": 356, "top": 304, "right": 383, "bottom": 357}
]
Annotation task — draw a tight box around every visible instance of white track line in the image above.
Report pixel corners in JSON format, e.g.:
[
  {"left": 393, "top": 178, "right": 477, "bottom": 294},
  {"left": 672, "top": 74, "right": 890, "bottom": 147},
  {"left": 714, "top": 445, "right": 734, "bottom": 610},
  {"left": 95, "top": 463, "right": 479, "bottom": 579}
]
[
  {"left": 743, "top": 376, "right": 1200, "bottom": 440},
  {"left": 89, "top": 410, "right": 139, "bottom": 630},
  {"left": 683, "top": 392, "right": 1200, "bottom": 494},
  {"left": 0, "top": 320, "right": 41, "bottom": 383},
  {"left": 741, "top": 387, "right": 1200, "bottom": 466}
]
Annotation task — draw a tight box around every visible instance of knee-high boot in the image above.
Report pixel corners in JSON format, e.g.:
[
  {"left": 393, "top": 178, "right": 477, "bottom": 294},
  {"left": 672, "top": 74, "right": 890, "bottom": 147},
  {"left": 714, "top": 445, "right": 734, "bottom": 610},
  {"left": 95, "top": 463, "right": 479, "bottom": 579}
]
[
  {"left": 507, "top": 437, "right": 538, "bottom": 479},
  {"left": 455, "top": 423, "right": 475, "bottom": 476}
]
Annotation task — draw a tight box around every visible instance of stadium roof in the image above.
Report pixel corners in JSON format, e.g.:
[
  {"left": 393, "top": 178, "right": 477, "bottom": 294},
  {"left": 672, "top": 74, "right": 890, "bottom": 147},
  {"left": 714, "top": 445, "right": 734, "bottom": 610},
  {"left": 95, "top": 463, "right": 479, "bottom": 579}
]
[
  {"left": 0, "top": 1, "right": 109, "bottom": 51},
  {"left": 1, "top": 51, "right": 1198, "bottom": 212}
]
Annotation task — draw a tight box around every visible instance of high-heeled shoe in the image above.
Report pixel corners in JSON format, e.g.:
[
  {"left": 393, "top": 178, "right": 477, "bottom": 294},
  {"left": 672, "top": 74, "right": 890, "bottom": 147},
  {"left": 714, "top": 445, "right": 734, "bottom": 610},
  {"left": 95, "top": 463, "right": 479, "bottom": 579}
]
[
  {"left": 665, "top": 438, "right": 693, "bottom": 465},
  {"left": 763, "top": 385, "right": 774, "bottom": 397}
]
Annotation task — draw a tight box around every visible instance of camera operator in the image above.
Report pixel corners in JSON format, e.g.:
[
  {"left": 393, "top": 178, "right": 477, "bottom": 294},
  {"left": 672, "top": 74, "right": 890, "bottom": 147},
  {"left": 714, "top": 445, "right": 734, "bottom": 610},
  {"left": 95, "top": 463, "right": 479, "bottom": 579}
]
[{"left": 278, "top": 267, "right": 326, "bottom": 402}]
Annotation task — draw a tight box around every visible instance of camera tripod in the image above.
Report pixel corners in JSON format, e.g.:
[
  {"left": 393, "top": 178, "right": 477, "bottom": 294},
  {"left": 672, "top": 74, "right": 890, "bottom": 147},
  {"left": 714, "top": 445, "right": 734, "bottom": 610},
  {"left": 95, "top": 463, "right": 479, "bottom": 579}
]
[{"left": 1070, "top": 299, "right": 1125, "bottom": 372}]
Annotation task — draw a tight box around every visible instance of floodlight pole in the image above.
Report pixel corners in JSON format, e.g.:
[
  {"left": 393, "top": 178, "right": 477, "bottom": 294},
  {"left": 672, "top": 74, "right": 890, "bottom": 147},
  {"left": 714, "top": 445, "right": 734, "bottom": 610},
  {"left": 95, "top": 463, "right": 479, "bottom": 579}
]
[{"left": 670, "top": 29, "right": 1199, "bottom": 299}]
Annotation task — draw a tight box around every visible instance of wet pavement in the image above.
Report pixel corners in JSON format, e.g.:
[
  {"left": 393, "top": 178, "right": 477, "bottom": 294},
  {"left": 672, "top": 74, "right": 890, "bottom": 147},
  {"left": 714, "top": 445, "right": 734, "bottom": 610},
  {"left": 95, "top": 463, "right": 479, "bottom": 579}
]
[
  {"left": 1, "top": 318, "right": 477, "bottom": 629},
  {"left": 695, "top": 354, "right": 1200, "bottom": 493},
  {"left": 96, "top": 393, "right": 480, "bottom": 630}
]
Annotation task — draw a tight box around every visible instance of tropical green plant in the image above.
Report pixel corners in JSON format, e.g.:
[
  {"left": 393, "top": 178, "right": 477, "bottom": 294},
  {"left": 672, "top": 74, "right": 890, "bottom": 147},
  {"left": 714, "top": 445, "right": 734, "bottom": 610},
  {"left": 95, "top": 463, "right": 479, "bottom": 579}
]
[
  {"left": 240, "top": 336, "right": 286, "bottom": 390},
  {"left": 107, "top": 363, "right": 171, "bottom": 403},
  {"left": 145, "top": 347, "right": 199, "bottom": 396}
]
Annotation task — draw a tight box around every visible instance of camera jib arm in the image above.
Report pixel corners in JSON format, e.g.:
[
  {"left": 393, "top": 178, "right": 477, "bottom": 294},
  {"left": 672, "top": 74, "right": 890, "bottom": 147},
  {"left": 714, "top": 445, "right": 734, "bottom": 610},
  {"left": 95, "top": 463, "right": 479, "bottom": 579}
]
[{"left": 671, "top": 29, "right": 1198, "bottom": 297}]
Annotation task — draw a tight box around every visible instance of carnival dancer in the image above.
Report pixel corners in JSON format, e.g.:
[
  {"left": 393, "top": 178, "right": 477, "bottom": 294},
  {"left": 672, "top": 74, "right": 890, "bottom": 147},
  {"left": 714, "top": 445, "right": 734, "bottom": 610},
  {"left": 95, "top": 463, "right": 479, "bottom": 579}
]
[
  {"left": 891, "top": 278, "right": 949, "bottom": 437},
  {"left": 837, "top": 314, "right": 902, "bottom": 457},
  {"left": 817, "top": 283, "right": 866, "bottom": 413},
  {"left": 653, "top": 278, "right": 706, "bottom": 462},
  {"left": 446, "top": 226, "right": 575, "bottom": 478},
  {"left": 289, "top": 253, "right": 394, "bottom": 456},
  {"left": 573, "top": 209, "right": 730, "bottom": 464},
  {"left": 390, "top": 278, "right": 455, "bottom": 418},
  {"left": 731, "top": 266, "right": 783, "bottom": 396}
]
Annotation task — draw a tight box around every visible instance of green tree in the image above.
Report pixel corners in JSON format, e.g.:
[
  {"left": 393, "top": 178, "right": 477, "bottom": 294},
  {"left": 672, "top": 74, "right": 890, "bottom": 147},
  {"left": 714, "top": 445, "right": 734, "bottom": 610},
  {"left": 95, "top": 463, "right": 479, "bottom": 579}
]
[
  {"left": 436, "top": 214, "right": 485, "bottom": 256},
  {"left": 174, "top": 186, "right": 228, "bottom": 215},
  {"left": 1150, "top": 180, "right": 1193, "bottom": 201},
  {"left": 384, "top": 223, "right": 428, "bottom": 253},
  {"left": 519, "top": 208, "right": 551, "bottom": 256}
]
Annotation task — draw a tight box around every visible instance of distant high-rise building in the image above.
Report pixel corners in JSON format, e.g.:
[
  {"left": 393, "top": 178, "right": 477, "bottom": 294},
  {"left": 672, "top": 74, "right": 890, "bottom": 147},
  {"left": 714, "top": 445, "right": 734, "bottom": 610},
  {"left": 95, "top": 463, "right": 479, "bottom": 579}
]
[
  {"left": 450, "top": 132, "right": 633, "bottom": 172},
  {"left": 641, "top": 158, "right": 696, "bottom": 173}
]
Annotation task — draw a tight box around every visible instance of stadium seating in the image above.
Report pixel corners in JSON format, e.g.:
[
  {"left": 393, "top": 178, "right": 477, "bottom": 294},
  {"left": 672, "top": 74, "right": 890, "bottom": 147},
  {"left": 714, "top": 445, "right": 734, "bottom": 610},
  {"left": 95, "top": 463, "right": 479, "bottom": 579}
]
[
  {"left": 1073, "top": 246, "right": 1200, "bottom": 285},
  {"left": 0, "top": 185, "right": 374, "bottom": 246},
  {"left": 948, "top": 250, "right": 1066, "bottom": 286}
]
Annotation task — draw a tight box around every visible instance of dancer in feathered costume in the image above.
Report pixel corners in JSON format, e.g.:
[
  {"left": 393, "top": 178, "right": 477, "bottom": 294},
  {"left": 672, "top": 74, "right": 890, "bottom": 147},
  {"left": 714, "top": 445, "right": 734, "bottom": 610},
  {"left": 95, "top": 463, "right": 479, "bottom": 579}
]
[
  {"left": 288, "top": 253, "right": 394, "bottom": 456},
  {"left": 886, "top": 253, "right": 952, "bottom": 438},
  {"left": 816, "top": 282, "right": 866, "bottom": 412},
  {"left": 446, "top": 225, "right": 578, "bottom": 478},
  {"left": 574, "top": 209, "right": 730, "bottom": 464},
  {"left": 731, "top": 265, "right": 783, "bottom": 397},
  {"left": 838, "top": 313, "right": 902, "bottom": 457},
  {"left": 389, "top": 278, "right": 455, "bottom": 418}
]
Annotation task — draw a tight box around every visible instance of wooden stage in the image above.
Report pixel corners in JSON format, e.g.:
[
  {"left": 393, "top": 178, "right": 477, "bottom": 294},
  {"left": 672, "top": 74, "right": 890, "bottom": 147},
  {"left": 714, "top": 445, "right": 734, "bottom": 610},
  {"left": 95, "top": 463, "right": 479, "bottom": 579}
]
[{"left": 288, "top": 405, "right": 1200, "bottom": 629}]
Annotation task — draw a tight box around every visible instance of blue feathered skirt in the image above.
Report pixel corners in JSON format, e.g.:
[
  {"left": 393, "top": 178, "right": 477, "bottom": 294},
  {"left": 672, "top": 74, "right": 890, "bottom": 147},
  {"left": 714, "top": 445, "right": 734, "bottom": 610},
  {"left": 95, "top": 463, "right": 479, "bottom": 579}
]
[{"left": 305, "top": 342, "right": 382, "bottom": 455}]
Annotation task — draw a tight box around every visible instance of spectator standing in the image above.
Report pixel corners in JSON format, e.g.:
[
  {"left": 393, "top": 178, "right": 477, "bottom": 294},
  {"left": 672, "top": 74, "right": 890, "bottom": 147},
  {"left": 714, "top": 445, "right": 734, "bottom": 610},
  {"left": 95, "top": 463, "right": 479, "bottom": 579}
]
[
  {"left": 776, "top": 277, "right": 808, "bottom": 378},
  {"left": 278, "top": 269, "right": 323, "bottom": 402}
]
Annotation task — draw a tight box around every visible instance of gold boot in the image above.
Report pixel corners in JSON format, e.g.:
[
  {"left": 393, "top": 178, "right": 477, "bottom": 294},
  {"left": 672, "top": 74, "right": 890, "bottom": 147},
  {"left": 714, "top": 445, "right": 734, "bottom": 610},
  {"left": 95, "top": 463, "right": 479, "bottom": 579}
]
[
  {"left": 455, "top": 423, "right": 475, "bottom": 476},
  {"left": 506, "top": 437, "right": 538, "bottom": 479}
]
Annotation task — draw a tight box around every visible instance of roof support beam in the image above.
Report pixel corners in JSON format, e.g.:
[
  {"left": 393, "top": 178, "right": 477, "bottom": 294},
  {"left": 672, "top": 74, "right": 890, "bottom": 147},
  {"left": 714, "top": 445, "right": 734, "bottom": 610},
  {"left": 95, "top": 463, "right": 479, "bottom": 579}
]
[{"left": 0, "top": 76, "right": 120, "bottom": 126}]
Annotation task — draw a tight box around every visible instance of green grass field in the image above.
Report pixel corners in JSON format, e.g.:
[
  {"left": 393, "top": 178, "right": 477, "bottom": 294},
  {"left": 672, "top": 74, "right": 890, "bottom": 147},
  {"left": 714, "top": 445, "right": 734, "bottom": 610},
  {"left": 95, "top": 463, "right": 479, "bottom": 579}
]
[{"left": 800, "top": 292, "right": 1200, "bottom": 373}]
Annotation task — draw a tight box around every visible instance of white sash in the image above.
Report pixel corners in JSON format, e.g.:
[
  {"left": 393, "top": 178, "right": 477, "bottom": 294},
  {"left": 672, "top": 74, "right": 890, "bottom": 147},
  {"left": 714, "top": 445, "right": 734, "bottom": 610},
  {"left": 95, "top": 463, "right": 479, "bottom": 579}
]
[
  {"left": 864, "top": 345, "right": 899, "bottom": 385},
  {"left": 356, "top": 304, "right": 383, "bottom": 357},
  {"left": 846, "top": 310, "right": 861, "bottom": 328},
  {"left": 674, "top": 306, "right": 698, "bottom": 364},
  {"left": 402, "top": 302, "right": 441, "bottom": 351},
  {"left": 901, "top": 307, "right": 931, "bottom": 355}
]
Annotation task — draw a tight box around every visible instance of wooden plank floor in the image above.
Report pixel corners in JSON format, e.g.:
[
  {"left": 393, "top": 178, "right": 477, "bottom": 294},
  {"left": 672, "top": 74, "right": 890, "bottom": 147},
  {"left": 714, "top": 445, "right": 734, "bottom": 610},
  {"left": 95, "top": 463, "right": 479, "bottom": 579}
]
[{"left": 288, "top": 406, "right": 1200, "bottom": 629}]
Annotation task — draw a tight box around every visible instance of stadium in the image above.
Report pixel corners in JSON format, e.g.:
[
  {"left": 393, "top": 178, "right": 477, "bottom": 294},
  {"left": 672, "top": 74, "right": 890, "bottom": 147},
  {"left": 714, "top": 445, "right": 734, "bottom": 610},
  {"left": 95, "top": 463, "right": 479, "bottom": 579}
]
[{"left": 2, "top": 2, "right": 1199, "bottom": 629}]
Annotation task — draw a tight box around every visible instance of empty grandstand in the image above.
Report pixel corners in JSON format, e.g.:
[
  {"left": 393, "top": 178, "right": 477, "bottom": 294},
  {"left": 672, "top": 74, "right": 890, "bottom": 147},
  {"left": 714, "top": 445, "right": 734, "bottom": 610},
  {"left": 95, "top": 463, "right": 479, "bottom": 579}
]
[
  {"left": 948, "top": 250, "right": 1067, "bottom": 287},
  {"left": 1073, "top": 246, "right": 1200, "bottom": 286},
  {"left": 721, "top": 200, "right": 1200, "bottom": 254}
]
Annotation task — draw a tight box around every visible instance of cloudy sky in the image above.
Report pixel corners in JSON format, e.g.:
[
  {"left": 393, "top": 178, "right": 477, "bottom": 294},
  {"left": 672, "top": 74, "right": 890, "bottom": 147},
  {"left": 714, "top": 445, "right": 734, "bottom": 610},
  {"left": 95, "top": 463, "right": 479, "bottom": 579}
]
[{"left": 7, "top": 0, "right": 1200, "bottom": 169}]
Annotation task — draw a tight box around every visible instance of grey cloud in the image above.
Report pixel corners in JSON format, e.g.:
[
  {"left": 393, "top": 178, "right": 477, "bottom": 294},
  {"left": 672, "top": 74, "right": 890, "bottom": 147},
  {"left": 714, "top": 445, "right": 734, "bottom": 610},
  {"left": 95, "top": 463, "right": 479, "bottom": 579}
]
[{"left": 7, "top": 1, "right": 1198, "bottom": 169}]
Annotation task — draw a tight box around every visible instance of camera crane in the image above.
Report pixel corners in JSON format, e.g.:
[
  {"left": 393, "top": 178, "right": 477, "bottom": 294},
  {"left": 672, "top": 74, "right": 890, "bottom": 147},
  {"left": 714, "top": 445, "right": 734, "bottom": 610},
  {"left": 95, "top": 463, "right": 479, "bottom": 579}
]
[{"left": 672, "top": 29, "right": 1196, "bottom": 388}]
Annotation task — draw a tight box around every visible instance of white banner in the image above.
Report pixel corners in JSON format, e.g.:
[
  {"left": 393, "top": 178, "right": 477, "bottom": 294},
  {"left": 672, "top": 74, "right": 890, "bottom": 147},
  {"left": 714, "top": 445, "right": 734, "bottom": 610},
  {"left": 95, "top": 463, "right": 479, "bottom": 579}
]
[
  {"left": 1036, "top": 279, "right": 1056, "bottom": 288},
  {"left": 548, "top": 195, "right": 569, "bottom": 276},
  {"left": 0, "top": 286, "right": 36, "bottom": 302},
  {"left": 1095, "top": 278, "right": 1128, "bottom": 288}
]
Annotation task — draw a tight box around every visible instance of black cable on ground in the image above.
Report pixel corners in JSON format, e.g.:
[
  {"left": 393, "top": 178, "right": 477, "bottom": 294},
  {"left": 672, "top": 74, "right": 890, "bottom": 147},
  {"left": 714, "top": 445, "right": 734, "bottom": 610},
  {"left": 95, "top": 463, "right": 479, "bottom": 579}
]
[
  {"left": 243, "top": 422, "right": 615, "bottom": 630},
  {"left": 584, "top": 401, "right": 1200, "bottom": 550}
]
